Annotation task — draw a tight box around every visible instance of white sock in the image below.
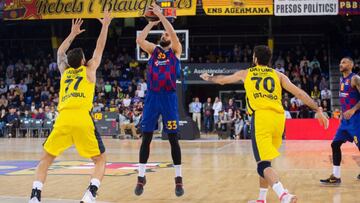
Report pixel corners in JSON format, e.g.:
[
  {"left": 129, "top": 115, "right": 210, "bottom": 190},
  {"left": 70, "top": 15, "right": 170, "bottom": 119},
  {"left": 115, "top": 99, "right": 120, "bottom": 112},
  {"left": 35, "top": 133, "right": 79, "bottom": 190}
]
[
  {"left": 32, "top": 181, "right": 43, "bottom": 190},
  {"left": 258, "top": 188, "right": 268, "bottom": 200},
  {"left": 138, "top": 163, "right": 146, "bottom": 177},
  {"left": 90, "top": 178, "right": 100, "bottom": 188},
  {"left": 174, "top": 165, "right": 182, "bottom": 177},
  {"left": 272, "top": 182, "right": 286, "bottom": 199},
  {"left": 333, "top": 165, "right": 341, "bottom": 178}
]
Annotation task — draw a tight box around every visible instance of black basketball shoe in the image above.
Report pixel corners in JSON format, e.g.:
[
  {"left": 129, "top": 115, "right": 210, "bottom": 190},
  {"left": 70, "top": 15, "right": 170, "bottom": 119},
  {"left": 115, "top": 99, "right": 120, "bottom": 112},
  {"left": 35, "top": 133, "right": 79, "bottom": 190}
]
[
  {"left": 175, "top": 176, "right": 184, "bottom": 197},
  {"left": 320, "top": 174, "right": 341, "bottom": 185},
  {"left": 29, "top": 188, "right": 41, "bottom": 203},
  {"left": 134, "top": 176, "right": 146, "bottom": 196}
]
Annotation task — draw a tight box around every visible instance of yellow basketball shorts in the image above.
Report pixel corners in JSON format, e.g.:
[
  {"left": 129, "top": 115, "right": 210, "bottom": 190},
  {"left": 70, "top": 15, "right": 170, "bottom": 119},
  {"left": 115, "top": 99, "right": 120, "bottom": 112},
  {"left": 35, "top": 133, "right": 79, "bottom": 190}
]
[
  {"left": 250, "top": 110, "right": 285, "bottom": 162},
  {"left": 43, "top": 110, "right": 105, "bottom": 158}
]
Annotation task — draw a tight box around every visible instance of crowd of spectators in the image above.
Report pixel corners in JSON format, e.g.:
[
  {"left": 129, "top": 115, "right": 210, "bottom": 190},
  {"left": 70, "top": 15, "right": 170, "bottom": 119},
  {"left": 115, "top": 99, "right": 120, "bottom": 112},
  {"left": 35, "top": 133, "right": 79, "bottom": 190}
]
[{"left": 189, "top": 97, "right": 251, "bottom": 140}]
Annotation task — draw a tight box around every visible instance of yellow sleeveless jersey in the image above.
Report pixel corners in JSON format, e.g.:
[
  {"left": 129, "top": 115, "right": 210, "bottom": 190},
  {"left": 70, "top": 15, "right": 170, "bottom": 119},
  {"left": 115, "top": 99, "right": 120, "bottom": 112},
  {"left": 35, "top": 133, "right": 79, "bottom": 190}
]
[
  {"left": 57, "top": 66, "right": 95, "bottom": 112},
  {"left": 244, "top": 65, "right": 284, "bottom": 114}
]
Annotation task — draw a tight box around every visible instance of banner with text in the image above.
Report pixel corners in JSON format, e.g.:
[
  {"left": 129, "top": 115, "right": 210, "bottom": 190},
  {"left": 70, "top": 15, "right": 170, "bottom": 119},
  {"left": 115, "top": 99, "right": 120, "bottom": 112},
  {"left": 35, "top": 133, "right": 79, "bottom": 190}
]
[
  {"left": 339, "top": 0, "right": 360, "bottom": 15},
  {"left": 274, "top": 0, "right": 338, "bottom": 16},
  {"left": 182, "top": 63, "right": 249, "bottom": 84},
  {"left": 3, "top": 0, "right": 196, "bottom": 20},
  {"left": 202, "top": 0, "right": 273, "bottom": 16}
]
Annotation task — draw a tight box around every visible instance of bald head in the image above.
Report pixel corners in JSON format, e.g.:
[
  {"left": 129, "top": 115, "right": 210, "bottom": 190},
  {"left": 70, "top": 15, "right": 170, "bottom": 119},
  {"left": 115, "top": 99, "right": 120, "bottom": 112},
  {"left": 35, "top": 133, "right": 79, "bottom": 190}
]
[{"left": 339, "top": 57, "right": 354, "bottom": 73}]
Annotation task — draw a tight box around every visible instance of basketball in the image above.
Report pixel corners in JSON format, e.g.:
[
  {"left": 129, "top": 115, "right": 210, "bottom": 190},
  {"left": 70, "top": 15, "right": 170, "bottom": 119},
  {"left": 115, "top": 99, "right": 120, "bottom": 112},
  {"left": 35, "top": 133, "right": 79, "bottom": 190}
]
[{"left": 144, "top": 10, "right": 160, "bottom": 22}]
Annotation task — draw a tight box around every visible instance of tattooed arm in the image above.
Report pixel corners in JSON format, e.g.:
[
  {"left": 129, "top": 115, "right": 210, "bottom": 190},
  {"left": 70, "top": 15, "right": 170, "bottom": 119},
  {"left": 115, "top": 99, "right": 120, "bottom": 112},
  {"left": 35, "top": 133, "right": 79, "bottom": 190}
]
[{"left": 57, "top": 18, "right": 85, "bottom": 74}]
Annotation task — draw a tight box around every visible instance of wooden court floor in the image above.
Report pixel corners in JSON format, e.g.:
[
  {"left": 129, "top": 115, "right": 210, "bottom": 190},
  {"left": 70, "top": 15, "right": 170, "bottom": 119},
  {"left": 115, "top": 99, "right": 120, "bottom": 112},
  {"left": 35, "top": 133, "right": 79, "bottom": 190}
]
[{"left": 0, "top": 138, "right": 359, "bottom": 203}]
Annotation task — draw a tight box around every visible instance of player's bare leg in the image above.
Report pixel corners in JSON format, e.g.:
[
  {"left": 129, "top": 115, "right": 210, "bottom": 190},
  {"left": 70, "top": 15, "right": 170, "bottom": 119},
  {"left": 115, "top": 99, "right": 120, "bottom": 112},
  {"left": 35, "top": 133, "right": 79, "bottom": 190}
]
[
  {"left": 81, "top": 153, "right": 106, "bottom": 203},
  {"left": 29, "top": 151, "right": 56, "bottom": 203},
  {"left": 257, "top": 161, "right": 297, "bottom": 203}
]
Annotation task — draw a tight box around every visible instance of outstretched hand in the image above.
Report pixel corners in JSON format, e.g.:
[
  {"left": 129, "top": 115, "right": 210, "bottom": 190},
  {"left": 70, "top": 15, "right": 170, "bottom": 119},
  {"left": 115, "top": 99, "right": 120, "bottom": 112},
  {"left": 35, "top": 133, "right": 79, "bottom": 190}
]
[
  {"left": 200, "top": 73, "right": 213, "bottom": 81},
  {"left": 315, "top": 109, "right": 329, "bottom": 129},
  {"left": 98, "top": 10, "right": 113, "bottom": 26},
  {"left": 71, "top": 18, "right": 85, "bottom": 36}
]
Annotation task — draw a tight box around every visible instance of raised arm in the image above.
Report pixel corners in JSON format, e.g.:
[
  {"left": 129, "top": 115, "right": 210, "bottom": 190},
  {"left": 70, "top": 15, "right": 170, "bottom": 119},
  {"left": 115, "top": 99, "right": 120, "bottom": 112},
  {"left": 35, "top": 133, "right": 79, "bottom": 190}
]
[
  {"left": 200, "top": 70, "right": 247, "bottom": 85},
  {"left": 151, "top": 3, "right": 182, "bottom": 58},
  {"left": 57, "top": 18, "right": 85, "bottom": 74},
  {"left": 277, "top": 71, "right": 329, "bottom": 128},
  {"left": 136, "top": 21, "right": 159, "bottom": 55},
  {"left": 343, "top": 75, "right": 360, "bottom": 120},
  {"left": 87, "top": 11, "right": 113, "bottom": 71}
]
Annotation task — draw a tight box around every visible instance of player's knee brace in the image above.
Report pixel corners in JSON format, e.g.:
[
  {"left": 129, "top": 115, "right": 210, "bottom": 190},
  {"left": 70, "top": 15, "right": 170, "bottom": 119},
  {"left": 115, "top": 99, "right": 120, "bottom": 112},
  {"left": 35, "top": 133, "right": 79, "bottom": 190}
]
[
  {"left": 257, "top": 161, "right": 271, "bottom": 178},
  {"left": 331, "top": 141, "right": 343, "bottom": 166}
]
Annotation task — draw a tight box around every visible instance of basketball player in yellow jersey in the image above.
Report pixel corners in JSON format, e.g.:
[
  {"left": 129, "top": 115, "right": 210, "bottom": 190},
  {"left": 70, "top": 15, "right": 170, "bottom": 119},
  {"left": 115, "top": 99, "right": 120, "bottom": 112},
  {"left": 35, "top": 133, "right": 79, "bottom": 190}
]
[
  {"left": 201, "top": 45, "right": 329, "bottom": 203},
  {"left": 29, "top": 14, "right": 113, "bottom": 203}
]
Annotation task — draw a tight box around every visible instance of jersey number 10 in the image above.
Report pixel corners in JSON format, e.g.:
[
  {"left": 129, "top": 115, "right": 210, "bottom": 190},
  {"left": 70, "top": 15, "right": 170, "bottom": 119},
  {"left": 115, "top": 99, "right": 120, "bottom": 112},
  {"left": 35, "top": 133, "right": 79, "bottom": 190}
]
[{"left": 64, "top": 76, "right": 83, "bottom": 93}]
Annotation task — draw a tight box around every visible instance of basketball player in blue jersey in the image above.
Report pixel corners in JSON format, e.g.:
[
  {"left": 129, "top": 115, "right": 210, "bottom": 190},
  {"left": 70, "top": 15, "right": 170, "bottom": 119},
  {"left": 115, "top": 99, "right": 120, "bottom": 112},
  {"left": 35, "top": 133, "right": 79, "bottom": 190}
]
[
  {"left": 320, "top": 57, "right": 360, "bottom": 185},
  {"left": 134, "top": 3, "right": 184, "bottom": 197}
]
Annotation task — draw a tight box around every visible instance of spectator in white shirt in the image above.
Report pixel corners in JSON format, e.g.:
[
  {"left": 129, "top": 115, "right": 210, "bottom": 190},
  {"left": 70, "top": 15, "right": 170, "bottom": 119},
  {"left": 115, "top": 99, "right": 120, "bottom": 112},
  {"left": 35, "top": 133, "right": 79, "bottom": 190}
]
[
  {"left": 321, "top": 87, "right": 332, "bottom": 100},
  {"left": 212, "top": 97, "right": 222, "bottom": 125},
  {"left": 93, "top": 102, "right": 103, "bottom": 113},
  {"left": 9, "top": 80, "right": 17, "bottom": 90},
  {"left": 135, "top": 85, "right": 145, "bottom": 98},
  {"left": 122, "top": 94, "right": 132, "bottom": 107},
  {"left": 275, "top": 63, "right": 285, "bottom": 73},
  {"left": 190, "top": 97, "right": 202, "bottom": 131},
  {"left": 140, "top": 79, "right": 147, "bottom": 92}
]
